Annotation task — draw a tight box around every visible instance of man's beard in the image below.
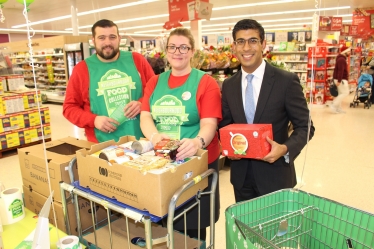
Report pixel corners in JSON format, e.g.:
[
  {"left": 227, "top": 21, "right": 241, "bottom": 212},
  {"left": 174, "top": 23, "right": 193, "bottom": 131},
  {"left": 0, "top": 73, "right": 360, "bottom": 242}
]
[{"left": 96, "top": 45, "right": 119, "bottom": 60}]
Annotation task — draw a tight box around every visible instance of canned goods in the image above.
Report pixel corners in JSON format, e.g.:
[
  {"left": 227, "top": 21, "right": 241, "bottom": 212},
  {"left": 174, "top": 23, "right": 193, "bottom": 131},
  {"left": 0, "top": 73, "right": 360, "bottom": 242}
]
[{"left": 131, "top": 140, "right": 154, "bottom": 154}]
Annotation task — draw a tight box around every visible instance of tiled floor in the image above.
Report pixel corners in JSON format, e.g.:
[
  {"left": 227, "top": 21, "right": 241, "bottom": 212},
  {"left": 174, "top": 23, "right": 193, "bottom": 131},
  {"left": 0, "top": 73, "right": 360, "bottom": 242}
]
[{"left": 1, "top": 96, "right": 373, "bottom": 249}]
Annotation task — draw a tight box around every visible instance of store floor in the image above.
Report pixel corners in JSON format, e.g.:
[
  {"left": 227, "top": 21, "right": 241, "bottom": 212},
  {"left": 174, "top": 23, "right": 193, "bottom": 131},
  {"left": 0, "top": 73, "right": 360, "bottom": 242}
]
[{"left": 1, "top": 96, "right": 373, "bottom": 249}]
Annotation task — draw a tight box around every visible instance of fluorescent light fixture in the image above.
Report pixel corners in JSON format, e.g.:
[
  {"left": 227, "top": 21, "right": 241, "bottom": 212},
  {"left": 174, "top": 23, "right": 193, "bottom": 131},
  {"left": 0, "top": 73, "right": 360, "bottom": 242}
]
[
  {"left": 119, "top": 23, "right": 166, "bottom": 31},
  {"left": 209, "top": 6, "right": 351, "bottom": 21},
  {"left": 212, "top": 0, "right": 307, "bottom": 10},
  {"left": 65, "top": 14, "right": 169, "bottom": 31},
  {"left": 0, "top": 28, "right": 72, "bottom": 34},
  {"left": 12, "top": 0, "right": 159, "bottom": 28}
]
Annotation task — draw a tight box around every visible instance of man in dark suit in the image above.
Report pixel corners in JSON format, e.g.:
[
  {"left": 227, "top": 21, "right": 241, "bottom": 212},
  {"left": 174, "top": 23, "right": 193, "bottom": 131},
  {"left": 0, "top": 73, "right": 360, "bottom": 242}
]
[{"left": 219, "top": 19, "right": 315, "bottom": 203}]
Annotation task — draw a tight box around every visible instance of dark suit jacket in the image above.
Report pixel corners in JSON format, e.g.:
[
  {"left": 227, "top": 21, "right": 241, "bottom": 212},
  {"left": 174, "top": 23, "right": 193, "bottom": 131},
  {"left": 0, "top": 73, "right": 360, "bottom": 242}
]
[{"left": 219, "top": 61, "right": 315, "bottom": 195}]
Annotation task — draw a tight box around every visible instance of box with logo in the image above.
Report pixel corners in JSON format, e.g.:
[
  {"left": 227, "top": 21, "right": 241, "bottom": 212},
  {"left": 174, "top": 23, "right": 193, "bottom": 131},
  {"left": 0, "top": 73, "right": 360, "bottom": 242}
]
[
  {"left": 0, "top": 107, "right": 50, "bottom": 133},
  {"left": 0, "top": 93, "right": 25, "bottom": 116},
  {"left": 23, "top": 186, "right": 108, "bottom": 236},
  {"left": 9, "top": 89, "right": 42, "bottom": 109},
  {"left": 0, "top": 123, "right": 51, "bottom": 150},
  {"left": 219, "top": 124, "right": 273, "bottom": 159},
  {"left": 77, "top": 136, "right": 208, "bottom": 217},
  {"left": 18, "top": 137, "right": 94, "bottom": 202}
]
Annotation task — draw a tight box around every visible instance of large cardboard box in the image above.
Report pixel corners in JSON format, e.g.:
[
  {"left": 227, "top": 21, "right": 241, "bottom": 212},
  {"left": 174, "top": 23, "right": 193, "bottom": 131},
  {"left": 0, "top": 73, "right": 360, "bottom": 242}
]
[
  {"left": 219, "top": 124, "right": 273, "bottom": 159},
  {"left": 18, "top": 137, "right": 94, "bottom": 202},
  {"left": 23, "top": 186, "right": 108, "bottom": 236},
  {"left": 77, "top": 136, "right": 208, "bottom": 217},
  {"left": 83, "top": 217, "right": 202, "bottom": 249}
]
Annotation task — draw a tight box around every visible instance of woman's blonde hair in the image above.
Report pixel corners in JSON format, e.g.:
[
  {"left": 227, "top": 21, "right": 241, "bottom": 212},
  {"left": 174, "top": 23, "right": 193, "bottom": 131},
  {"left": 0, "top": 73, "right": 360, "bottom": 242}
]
[{"left": 167, "top": 28, "right": 195, "bottom": 50}]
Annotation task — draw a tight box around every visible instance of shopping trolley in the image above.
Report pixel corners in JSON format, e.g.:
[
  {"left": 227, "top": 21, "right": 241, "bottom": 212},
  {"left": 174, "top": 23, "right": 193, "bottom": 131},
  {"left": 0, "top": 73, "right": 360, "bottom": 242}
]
[
  {"left": 226, "top": 189, "right": 374, "bottom": 249},
  {"left": 60, "top": 168, "right": 217, "bottom": 249}
]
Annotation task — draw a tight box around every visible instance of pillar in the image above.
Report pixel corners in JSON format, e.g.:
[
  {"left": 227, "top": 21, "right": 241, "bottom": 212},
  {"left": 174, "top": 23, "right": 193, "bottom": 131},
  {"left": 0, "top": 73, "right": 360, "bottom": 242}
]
[
  {"left": 70, "top": 0, "right": 79, "bottom": 36},
  {"left": 190, "top": 20, "right": 202, "bottom": 49}
]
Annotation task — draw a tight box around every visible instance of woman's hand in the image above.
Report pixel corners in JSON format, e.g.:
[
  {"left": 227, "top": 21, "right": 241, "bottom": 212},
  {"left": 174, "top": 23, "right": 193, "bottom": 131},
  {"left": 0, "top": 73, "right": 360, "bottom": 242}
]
[{"left": 176, "top": 138, "right": 200, "bottom": 161}]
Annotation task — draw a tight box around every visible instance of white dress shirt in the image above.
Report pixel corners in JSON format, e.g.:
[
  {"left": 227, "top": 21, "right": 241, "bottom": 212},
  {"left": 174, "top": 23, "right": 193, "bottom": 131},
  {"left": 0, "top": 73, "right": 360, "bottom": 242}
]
[{"left": 241, "top": 59, "right": 266, "bottom": 111}]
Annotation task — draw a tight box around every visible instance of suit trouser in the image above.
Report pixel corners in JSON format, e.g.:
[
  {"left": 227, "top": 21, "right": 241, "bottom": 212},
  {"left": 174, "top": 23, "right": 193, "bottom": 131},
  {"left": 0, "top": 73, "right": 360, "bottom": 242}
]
[
  {"left": 233, "top": 160, "right": 260, "bottom": 202},
  {"left": 332, "top": 79, "right": 349, "bottom": 110}
]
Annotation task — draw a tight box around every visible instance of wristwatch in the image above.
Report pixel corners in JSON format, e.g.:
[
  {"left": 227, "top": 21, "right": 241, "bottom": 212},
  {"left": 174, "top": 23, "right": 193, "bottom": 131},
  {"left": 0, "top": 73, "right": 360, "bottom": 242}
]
[{"left": 196, "top": 136, "right": 206, "bottom": 149}]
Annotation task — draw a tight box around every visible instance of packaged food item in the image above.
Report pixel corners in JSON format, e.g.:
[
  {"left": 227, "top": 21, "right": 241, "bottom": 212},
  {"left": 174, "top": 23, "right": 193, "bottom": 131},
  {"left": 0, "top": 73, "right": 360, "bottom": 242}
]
[
  {"left": 131, "top": 140, "right": 154, "bottom": 154},
  {"left": 154, "top": 139, "right": 180, "bottom": 161},
  {"left": 122, "top": 156, "right": 169, "bottom": 174},
  {"left": 95, "top": 142, "right": 138, "bottom": 164}
]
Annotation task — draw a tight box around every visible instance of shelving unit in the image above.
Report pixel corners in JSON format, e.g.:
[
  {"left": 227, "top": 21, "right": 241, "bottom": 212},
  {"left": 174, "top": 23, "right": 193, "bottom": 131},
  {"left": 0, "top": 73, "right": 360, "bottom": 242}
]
[
  {"left": 271, "top": 50, "right": 309, "bottom": 87},
  {"left": 0, "top": 35, "right": 90, "bottom": 103},
  {"left": 348, "top": 46, "right": 362, "bottom": 92},
  {"left": 306, "top": 45, "right": 339, "bottom": 105}
]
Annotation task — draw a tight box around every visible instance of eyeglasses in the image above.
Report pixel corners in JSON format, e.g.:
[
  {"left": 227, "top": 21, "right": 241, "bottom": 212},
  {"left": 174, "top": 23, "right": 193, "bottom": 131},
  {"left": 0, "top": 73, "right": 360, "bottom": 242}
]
[
  {"left": 234, "top": 38, "right": 261, "bottom": 47},
  {"left": 166, "top": 45, "right": 191, "bottom": 54}
]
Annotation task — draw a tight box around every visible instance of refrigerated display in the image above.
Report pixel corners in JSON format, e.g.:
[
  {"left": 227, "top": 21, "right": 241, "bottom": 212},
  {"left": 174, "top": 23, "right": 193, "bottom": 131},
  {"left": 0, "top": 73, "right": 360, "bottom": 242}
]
[{"left": 64, "top": 42, "right": 89, "bottom": 79}]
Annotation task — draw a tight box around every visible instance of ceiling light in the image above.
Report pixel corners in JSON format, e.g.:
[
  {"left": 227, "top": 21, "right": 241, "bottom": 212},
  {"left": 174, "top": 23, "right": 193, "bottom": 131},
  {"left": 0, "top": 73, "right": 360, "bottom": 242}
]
[
  {"left": 209, "top": 6, "right": 350, "bottom": 21},
  {"left": 212, "top": 0, "right": 307, "bottom": 11},
  {"left": 12, "top": 0, "right": 159, "bottom": 28}
]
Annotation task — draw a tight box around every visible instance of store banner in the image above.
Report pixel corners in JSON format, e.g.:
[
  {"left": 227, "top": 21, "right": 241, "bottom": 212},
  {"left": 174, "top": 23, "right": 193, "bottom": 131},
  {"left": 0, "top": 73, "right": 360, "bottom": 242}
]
[
  {"left": 319, "top": 16, "right": 332, "bottom": 31},
  {"left": 45, "top": 55, "right": 54, "bottom": 83},
  {"left": 352, "top": 8, "right": 374, "bottom": 39},
  {"left": 349, "top": 25, "right": 358, "bottom": 36},
  {"left": 331, "top": 17, "right": 342, "bottom": 31},
  {"left": 318, "top": 16, "right": 342, "bottom": 31},
  {"left": 164, "top": 0, "right": 210, "bottom": 30}
]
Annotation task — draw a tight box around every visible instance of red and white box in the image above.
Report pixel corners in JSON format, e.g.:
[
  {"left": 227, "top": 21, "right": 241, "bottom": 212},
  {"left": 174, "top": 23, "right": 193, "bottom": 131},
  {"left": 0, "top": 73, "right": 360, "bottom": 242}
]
[{"left": 219, "top": 124, "right": 273, "bottom": 159}]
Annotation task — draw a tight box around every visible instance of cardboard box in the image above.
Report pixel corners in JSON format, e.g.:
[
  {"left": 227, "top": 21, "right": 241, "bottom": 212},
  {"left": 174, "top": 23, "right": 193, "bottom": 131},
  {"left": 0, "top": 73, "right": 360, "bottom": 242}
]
[
  {"left": 23, "top": 186, "right": 108, "bottom": 236},
  {"left": 77, "top": 136, "right": 208, "bottom": 217},
  {"left": 3, "top": 75, "right": 25, "bottom": 91},
  {"left": 9, "top": 89, "right": 42, "bottom": 109},
  {"left": 0, "top": 123, "right": 51, "bottom": 150},
  {"left": 0, "top": 77, "right": 5, "bottom": 94},
  {"left": 219, "top": 124, "right": 273, "bottom": 159},
  {"left": 0, "top": 93, "right": 24, "bottom": 116},
  {"left": 83, "top": 217, "right": 202, "bottom": 249},
  {"left": 0, "top": 107, "right": 49, "bottom": 133},
  {"left": 18, "top": 137, "right": 95, "bottom": 202}
]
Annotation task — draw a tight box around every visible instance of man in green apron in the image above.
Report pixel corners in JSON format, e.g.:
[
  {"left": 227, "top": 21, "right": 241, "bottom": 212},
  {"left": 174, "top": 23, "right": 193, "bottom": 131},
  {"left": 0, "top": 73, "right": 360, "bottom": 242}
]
[{"left": 63, "top": 19, "right": 155, "bottom": 143}]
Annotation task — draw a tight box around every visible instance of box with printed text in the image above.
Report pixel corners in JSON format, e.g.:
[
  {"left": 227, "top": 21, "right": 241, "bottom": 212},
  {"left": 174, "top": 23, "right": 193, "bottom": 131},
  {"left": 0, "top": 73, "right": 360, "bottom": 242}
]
[
  {"left": 77, "top": 136, "right": 208, "bottom": 217},
  {"left": 18, "top": 137, "right": 94, "bottom": 202},
  {"left": 23, "top": 185, "right": 108, "bottom": 236},
  {"left": 219, "top": 124, "right": 273, "bottom": 159}
]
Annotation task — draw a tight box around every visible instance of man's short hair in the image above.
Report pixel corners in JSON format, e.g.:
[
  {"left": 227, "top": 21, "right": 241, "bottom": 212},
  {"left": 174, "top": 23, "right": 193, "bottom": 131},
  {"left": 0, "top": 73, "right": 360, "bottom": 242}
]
[{"left": 91, "top": 19, "right": 119, "bottom": 37}]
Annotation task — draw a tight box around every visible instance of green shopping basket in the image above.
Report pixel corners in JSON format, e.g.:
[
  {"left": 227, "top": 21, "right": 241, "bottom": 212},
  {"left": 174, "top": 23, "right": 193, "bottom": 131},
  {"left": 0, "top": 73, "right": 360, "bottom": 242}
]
[{"left": 226, "top": 189, "right": 374, "bottom": 249}]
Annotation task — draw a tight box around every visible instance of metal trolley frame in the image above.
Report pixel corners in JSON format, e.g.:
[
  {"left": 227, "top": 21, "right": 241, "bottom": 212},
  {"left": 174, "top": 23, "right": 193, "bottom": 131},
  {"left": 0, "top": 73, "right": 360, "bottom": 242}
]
[{"left": 60, "top": 168, "right": 217, "bottom": 249}]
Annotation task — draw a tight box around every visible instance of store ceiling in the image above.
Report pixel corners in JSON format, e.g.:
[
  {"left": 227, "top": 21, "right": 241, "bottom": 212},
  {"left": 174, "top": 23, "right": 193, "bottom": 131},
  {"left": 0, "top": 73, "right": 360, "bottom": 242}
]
[{"left": 0, "top": 0, "right": 373, "bottom": 39}]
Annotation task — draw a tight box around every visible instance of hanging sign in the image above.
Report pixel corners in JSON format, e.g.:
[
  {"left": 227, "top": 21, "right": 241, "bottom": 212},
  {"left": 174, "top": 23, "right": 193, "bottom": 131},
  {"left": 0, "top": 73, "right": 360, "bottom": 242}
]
[
  {"left": 349, "top": 25, "right": 358, "bottom": 36},
  {"left": 164, "top": 0, "right": 212, "bottom": 30},
  {"left": 45, "top": 56, "right": 54, "bottom": 83},
  {"left": 331, "top": 17, "right": 342, "bottom": 31}
]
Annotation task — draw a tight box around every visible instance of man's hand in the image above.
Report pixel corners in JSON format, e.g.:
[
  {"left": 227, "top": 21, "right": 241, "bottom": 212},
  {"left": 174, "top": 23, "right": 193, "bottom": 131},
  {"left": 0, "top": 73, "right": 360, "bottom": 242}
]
[
  {"left": 262, "top": 136, "right": 288, "bottom": 163},
  {"left": 94, "top": 116, "right": 119, "bottom": 133},
  {"left": 124, "top": 101, "right": 141, "bottom": 118},
  {"left": 335, "top": 81, "right": 341, "bottom": 86}
]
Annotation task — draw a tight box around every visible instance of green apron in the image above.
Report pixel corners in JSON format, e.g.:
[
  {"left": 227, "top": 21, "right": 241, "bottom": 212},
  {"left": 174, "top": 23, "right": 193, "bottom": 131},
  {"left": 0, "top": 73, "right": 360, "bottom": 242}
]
[
  {"left": 149, "top": 68, "right": 205, "bottom": 139},
  {"left": 86, "top": 51, "right": 143, "bottom": 142}
]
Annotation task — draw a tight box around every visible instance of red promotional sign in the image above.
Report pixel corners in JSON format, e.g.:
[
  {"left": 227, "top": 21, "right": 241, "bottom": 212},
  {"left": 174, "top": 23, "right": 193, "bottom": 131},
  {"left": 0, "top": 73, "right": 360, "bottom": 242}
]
[
  {"left": 331, "top": 17, "right": 342, "bottom": 31},
  {"left": 349, "top": 25, "right": 358, "bottom": 36},
  {"left": 319, "top": 16, "right": 331, "bottom": 31},
  {"left": 352, "top": 8, "right": 374, "bottom": 39}
]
